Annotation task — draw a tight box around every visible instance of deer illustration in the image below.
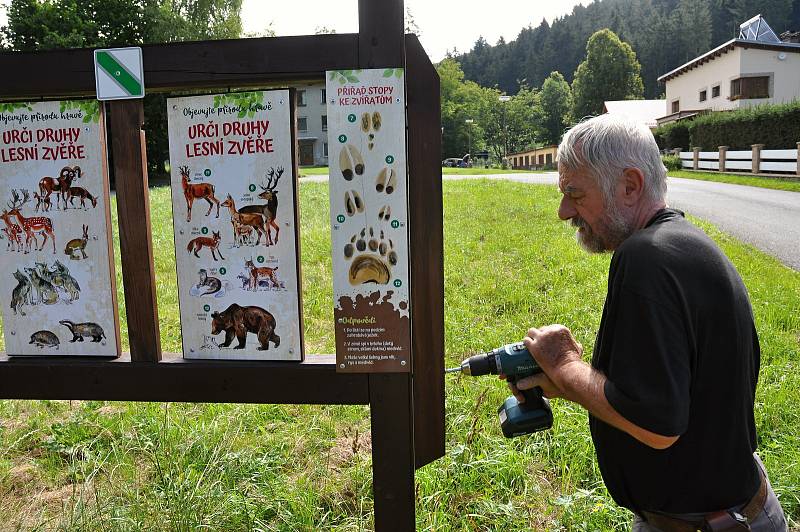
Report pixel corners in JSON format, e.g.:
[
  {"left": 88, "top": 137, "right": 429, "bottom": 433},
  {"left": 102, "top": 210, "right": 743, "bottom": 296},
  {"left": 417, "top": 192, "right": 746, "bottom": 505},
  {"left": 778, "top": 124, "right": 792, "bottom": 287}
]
[
  {"left": 238, "top": 166, "right": 283, "bottom": 246},
  {"left": 7, "top": 189, "right": 56, "bottom": 254},
  {"left": 33, "top": 192, "right": 52, "bottom": 212},
  {"left": 0, "top": 210, "right": 23, "bottom": 252},
  {"left": 180, "top": 166, "right": 220, "bottom": 223},
  {"left": 220, "top": 194, "right": 268, "bottom": 246},
  {"left": 39, "top": 165, "right": 81, "bottom": 210}
]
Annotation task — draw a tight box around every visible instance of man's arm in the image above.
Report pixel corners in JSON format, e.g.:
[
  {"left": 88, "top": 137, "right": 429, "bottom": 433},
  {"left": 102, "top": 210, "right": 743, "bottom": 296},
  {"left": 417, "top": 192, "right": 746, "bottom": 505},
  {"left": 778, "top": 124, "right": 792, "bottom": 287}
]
[{"left": 515, "top": 325, "right": 680, "bottom": 450}]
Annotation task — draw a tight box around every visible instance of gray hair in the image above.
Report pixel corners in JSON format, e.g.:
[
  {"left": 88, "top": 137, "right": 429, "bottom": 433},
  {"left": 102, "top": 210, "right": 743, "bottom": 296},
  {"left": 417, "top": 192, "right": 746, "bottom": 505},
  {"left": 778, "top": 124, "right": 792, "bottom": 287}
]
[{"left": 557, "top": 114, "right": 667, "bottom": 204}]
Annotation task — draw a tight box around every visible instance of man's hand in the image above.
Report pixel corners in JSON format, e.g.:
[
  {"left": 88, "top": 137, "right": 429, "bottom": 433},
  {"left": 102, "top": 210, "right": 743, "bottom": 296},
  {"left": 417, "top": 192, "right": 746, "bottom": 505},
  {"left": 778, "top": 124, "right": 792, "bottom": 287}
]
[{"left": 521, "top": 325, "right": 585, "bottom": 401}]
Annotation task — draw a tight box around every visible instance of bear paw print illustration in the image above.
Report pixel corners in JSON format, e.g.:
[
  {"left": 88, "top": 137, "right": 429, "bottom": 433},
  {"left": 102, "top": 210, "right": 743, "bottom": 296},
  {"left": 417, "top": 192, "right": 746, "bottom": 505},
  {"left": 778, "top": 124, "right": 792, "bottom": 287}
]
[{"left": 343, "top": 227, "right": 398, "bottom": 286}]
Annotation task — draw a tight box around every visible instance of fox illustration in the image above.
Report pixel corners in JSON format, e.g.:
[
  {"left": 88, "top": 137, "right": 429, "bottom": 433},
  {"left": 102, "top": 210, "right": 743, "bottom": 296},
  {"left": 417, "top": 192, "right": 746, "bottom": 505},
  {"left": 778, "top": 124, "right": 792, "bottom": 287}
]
[{"left": 187, "top": 231, "right": 224, "bottom": 261}]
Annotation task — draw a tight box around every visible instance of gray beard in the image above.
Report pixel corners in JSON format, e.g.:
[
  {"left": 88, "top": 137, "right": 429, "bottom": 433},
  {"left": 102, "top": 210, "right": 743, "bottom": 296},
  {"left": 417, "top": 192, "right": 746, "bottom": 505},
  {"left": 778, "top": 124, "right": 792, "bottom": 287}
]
[{"left": 572, "top": 202, "right": 635, "bottom": 254}]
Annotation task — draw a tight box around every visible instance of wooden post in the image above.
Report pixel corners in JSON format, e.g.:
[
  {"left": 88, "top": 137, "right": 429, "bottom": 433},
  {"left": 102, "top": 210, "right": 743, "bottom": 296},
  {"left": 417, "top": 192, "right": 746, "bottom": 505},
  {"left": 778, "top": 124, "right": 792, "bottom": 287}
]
[
  {"left": 692, "top": 147, "right": 700, "bottom": 170},
  {"left": 752, "top": 144, "right": 764, "bottom": 174},
  {"left": 107, "top": 100, "right": 162, "bottom": 362},
  {"left": 359, "top": 1, "right": 417, "bottom": 530},
  {"left": 718, "top": 146, "right": 728, "bottom": 173}
]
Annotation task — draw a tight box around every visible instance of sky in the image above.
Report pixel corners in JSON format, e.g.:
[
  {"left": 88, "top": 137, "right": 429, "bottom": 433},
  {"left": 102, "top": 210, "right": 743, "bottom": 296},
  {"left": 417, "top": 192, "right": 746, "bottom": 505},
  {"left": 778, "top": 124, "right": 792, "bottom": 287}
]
[{"left": 0, "top": 1, "right": 590, "bottom": 61}]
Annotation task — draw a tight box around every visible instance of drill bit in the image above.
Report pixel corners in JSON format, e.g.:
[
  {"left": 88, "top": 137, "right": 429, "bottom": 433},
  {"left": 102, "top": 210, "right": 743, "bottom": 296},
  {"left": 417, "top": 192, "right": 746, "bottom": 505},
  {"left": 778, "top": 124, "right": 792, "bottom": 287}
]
[{"left": 445, "top": 366, "right": 462, "bottom": 373}]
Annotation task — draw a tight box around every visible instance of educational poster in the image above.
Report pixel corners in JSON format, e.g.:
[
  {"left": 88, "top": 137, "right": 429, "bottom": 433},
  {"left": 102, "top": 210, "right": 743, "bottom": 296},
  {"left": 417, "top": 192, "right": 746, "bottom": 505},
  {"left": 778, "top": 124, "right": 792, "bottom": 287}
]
[
  {"left": 326, "top": 68, "right": 411, "bottom": 373},
  {"left": 167, "top": 90, "right": 303, "bottom": 361},
  {"left": 0, "top": 100, "right": 121, "bottom": 356}
]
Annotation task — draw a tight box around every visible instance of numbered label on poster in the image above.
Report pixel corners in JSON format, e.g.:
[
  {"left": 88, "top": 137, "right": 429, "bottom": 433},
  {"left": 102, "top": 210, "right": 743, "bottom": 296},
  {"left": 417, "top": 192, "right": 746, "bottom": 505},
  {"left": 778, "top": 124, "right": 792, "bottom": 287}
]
[
  {"left": 326, "top": 68, "right": 411, "bottom": 373},
  {"left": 0, "top": 100, "right": 120, "bottom": 356},
  {"left": 167, "top": 90, "right": 303, "bottom": 361}
]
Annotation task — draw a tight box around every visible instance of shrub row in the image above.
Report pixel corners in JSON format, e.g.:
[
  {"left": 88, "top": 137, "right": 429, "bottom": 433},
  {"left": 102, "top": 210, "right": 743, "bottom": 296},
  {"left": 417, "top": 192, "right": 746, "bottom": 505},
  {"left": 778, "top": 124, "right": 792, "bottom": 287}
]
[{"left": 654, "top": 100, "right": 800, "bottom": 150}]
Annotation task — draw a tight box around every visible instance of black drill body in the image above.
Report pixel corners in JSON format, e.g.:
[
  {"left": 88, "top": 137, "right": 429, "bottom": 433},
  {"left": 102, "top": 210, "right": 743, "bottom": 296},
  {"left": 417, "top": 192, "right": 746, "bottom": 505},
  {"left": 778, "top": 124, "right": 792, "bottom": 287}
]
[{"left": 455, "top": 342, "right": 553, "bottom": 437}]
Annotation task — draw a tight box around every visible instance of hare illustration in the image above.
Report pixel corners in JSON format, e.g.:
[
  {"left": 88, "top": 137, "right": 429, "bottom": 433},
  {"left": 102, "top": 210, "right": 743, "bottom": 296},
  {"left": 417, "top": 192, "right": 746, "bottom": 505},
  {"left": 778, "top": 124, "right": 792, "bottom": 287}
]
[{"left": 64, "top": 224, "right": 89, "bottom": 260}]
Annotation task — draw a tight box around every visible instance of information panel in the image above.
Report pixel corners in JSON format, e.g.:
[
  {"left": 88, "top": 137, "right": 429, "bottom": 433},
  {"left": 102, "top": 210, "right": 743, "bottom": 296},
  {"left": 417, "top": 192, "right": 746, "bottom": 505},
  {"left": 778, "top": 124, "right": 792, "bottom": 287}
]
[
  {"left": 327, "top": 68, "right": 411, "bottom": 373},
  {"left": 0, "top": 100, "right": 121, "bottom": 356},
  {"left": 167, "top": 90, "right": 303, "bottom": 361}
]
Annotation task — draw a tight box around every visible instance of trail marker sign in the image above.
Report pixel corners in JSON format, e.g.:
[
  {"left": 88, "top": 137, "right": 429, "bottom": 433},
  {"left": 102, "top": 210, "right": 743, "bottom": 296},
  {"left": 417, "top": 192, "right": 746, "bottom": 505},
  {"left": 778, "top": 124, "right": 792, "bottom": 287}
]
[{"left": 94, "top": 47, "right": 144, "bottom": 100}]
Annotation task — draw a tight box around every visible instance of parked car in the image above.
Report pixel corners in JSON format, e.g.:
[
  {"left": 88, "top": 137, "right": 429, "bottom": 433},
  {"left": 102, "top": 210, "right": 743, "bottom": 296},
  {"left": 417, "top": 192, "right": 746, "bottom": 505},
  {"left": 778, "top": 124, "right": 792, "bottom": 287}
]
[{"left": 442, "top": 158, "right": 462, "bottom": 167}]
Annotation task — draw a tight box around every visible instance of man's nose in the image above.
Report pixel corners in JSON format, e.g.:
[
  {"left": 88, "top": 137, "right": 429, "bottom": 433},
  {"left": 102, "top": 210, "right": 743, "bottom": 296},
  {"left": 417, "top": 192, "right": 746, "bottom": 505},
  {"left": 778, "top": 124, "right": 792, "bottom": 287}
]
[{"left": 558, "top": 196, "right": 576, "bottom": 220}]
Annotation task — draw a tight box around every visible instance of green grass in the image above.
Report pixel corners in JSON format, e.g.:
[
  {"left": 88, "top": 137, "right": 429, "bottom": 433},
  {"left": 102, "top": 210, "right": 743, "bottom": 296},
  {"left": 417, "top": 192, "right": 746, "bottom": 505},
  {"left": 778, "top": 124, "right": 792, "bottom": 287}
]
[
  {"left": 669, "top": 170, "right": 800, "bottom": 193},
  {"left": 299, "top": 166, "right": 544, "bottom": 177},
  {"left": 0, "top": 180, "right": 797, "bottom": 530}
]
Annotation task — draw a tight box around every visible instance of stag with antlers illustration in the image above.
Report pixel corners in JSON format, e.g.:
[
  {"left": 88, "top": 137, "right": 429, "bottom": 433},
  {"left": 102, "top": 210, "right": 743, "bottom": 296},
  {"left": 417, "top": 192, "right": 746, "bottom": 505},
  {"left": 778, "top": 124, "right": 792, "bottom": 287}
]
[
  {"left": 7, "top": 189, "right": 56, "bottom": 254},
  {"left": 237, "top": 166, "right": 283, "bottom": 246},
  {"left": 179, "top": 166, "right": 220, "bottom": 223},
  {"left": 39, "top": 165, "right": 81, "bottom": 211}
]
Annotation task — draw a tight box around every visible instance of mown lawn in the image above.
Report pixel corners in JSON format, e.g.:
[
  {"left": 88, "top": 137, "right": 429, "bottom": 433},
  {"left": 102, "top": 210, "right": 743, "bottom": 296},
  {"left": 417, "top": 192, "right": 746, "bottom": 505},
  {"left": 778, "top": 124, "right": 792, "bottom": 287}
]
[
  {"left": 0, "top": 180, "right": 797, "bottom": 530},
  {"left": 669, "top": 169, "right": 800, "bottom": 193},
  {"left": 300, "top": 166, "right": 544, "bottom": 177}
]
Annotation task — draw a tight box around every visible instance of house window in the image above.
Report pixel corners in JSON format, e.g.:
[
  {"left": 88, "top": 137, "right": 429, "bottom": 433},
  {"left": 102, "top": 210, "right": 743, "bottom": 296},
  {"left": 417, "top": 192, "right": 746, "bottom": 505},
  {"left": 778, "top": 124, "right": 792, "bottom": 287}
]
[
  {"left": 671, "top": 99, "right": 680, "bottom": 113},
  {"left": 524, "top": 155, "right": 530, "bottom": 166},
  {"left": 298, "top": 117, "right": 308, "bottom": 131},
  {"left": 321, "top": 89, "right": 326, "bottom": 104},
  {"left": 321, "top": 115, "right": 327, "bottom": 131},
  {"left": 546, "top": 153, "right": 553, "bottom": 164},
  {"left": 323, "top": 142, "right": 328, "bottom": 157},
  {"left": 538, "top": 154, "right": 544, "bottom": 165},
  {"left": 297, "top": 90, "right": 307, "bottom": 107},
  {"left": 699, "top": 89, "right": 707, "bottom": 102},
  {"left": 730, "top": 76, "right": 770, "bottom": 100},
  {"left": 712, "top": 85, "right": 720, "bottom": 98}
]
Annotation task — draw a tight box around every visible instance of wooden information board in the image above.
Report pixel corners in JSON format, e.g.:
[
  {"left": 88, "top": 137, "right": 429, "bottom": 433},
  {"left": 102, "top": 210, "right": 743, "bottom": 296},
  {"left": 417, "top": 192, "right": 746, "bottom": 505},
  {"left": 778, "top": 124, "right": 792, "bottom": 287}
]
[
  {"left": 167, "top": 90, "right": 303, "bottom": 361},
  {"left": 0, "top": 100, "right": 120, "bottom": 356},
  {"left": 327, "top": 68, "right": 411, "bottom": 372}
]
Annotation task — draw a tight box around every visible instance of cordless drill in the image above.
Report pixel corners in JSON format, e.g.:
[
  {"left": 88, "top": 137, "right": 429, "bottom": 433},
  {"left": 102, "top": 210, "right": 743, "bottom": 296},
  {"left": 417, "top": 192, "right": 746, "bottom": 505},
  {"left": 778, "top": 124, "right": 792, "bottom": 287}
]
[{"left": 447, "top": 342, "right": 553, "bottom": 438}]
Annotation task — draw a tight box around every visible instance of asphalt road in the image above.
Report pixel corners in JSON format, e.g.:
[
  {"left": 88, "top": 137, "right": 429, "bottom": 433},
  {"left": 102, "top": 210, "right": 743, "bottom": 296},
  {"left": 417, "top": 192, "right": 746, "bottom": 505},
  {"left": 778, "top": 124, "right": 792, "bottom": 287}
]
[{"left": 306, "top": 172, "right": 800, "bottom": 270}]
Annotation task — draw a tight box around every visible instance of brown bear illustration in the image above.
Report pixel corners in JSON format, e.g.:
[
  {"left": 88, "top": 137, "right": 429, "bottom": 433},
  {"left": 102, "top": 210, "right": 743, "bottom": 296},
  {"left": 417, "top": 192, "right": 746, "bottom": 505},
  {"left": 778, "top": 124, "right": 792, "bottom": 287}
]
[{"left": 210, "top": 303, "right": 280, "bottom": 351}]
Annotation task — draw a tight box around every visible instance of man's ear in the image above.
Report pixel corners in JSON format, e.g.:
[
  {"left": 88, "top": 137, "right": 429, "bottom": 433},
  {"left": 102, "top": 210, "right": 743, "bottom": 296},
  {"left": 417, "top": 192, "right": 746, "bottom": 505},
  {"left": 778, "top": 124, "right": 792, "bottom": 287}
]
[{"left": 621, "top": 167, "right": 645, "bottom": 206}]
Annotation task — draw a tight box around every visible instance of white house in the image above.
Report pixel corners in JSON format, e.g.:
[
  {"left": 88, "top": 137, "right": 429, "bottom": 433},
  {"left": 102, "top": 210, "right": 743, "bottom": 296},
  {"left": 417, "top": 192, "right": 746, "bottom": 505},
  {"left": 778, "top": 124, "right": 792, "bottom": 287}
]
[{"left": 657, "top": 15, "right": 800, "bottom": 125}]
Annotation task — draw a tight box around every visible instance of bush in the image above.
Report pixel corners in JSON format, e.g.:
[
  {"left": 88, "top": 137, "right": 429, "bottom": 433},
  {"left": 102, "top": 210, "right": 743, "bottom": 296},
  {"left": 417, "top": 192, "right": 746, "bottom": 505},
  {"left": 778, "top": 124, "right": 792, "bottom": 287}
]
[
  {"left": 662, "top": 155, "right": 682, "bottom": 171},
  {"left": 688, "top": 100, "right": 800, "bottom": 149},
  {"left": 653, "top": 121, "right": 691, "bottom": 150}
]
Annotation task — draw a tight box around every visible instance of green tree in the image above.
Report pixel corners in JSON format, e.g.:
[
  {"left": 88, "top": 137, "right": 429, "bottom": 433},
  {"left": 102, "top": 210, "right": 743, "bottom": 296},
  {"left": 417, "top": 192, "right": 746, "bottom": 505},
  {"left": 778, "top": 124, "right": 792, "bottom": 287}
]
[
  {"left": 536, "top": 71, "right": 572, "bottom": 145},
  {"left": 672, "top": 0, "right": 712, "bottom": 64},
  {"left": 1, "top": 0, "right": 243, "bottom": 179},
  {"left": 571, "top": 29, "right": 644, "bottom": 119},
  {"left": 438, "top": 58, "right": 487, "bottom": 158}
]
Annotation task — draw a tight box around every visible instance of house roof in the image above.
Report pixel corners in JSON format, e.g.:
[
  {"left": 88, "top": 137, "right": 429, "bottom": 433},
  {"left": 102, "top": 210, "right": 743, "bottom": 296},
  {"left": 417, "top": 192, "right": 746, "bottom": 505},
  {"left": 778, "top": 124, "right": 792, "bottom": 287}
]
[
  {"left": 603, "top": 100, "right": 667, "bottom": 128},
  {"left": 507, "top": 145, "right": 557, "bottom": 158},
  {"left": 658, "top": 39, "right": 800, "bottom": 83}
]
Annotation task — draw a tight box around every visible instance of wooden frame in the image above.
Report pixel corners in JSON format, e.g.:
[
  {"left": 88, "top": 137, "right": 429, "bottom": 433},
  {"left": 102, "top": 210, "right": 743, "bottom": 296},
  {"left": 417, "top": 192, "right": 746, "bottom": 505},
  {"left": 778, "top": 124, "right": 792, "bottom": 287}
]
[{"left": 0, "top": 1, "right": 443, "bottom": 529}]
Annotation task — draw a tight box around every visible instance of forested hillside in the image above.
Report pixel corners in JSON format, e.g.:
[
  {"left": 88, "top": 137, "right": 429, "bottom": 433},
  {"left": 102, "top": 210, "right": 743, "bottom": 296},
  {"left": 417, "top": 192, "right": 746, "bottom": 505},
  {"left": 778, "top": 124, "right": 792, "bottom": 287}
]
[{"left": 456, "top": 0, "right": 800, "bottom": 97}]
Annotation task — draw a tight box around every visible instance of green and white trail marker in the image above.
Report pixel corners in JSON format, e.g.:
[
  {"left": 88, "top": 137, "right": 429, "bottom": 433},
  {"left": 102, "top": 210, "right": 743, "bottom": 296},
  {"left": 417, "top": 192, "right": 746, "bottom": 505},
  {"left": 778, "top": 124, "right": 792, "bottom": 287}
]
[{"left": 94, "top": 47, "right": 145, "bottom": 100}]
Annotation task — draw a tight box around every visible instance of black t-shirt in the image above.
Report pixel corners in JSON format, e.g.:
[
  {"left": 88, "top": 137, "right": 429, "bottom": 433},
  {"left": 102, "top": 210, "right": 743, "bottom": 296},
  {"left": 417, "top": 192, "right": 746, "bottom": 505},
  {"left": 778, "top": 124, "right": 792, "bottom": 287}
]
[{"left": 589, "top": 208, "right": 760, "bottom": 513}]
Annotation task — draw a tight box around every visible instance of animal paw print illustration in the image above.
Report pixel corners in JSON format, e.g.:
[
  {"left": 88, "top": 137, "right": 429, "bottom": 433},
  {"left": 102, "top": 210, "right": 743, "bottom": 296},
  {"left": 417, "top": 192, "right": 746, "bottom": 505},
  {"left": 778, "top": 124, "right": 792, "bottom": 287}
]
[
  {"left": 361, "top": 112, "right": 382, "bottom": 151},
  {"left": 343, "top": 227, "right": 398, "bottom": 286},
  {"left": 344, "top": 190, "right": 364, "bottom": 217},
  {"left": 375, "top": 167, "right": 397, "bottom": 194},
  {"left": 339, "top": 144, "right": 364, "bottom": 181}
]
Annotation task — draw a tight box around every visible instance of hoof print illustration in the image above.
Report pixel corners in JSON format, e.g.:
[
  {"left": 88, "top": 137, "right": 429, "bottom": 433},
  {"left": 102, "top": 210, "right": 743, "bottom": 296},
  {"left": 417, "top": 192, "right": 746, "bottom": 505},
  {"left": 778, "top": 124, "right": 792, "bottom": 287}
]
[
  {"left": 344, "top": 190, "right": 364, "bottom": 217},
  {"left": 60, "top": 320, "right": 105, "bottom": 342},
  {"left": 372, "top": 111, "right": 382, "bottom": 132},
  {"left": 30, "top": 330, "right": 59, "bottom": 349},
  {"left": 378, "top": 205, "right": 391, "bottom": 221},
  {"left": 375, "top": 168, "right": 397, "bottom": 194},
  {"left": 343, "top": 228, "right": 396, "bottom": 285},
  {"left": 360, "top": 112, "right": 371, "bottom": 133},
  {"left": 340, "top": 144, "right": 365, "bottom": 181}
]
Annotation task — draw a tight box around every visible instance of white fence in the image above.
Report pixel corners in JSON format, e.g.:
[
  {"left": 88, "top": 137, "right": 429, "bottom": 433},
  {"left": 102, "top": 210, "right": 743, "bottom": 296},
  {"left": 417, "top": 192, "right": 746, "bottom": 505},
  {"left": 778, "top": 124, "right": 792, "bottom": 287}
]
[{"left": 678, "top": 145, "right": 800, "bottom": 175}]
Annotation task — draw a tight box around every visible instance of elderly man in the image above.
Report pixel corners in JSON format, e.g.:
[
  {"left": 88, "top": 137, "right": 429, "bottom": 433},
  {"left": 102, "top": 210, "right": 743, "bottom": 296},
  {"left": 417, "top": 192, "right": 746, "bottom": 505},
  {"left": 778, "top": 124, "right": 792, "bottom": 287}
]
[{"left": 512, "top": 115, "right": 787, "bottom": 530}]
